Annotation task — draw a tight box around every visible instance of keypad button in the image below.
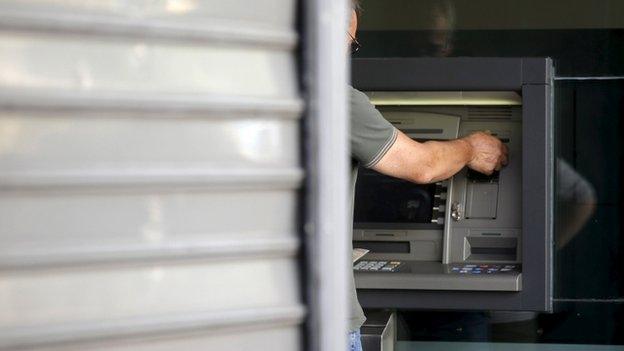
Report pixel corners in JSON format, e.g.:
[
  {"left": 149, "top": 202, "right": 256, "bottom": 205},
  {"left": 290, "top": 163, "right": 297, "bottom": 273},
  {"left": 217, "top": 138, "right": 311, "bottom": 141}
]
[{"left": 353, "top": 260, "right": 402, "bottom": 272}]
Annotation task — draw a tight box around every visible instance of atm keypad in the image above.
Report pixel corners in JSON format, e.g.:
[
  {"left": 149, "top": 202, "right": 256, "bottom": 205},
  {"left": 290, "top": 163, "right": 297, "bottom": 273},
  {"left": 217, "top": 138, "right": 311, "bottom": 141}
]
[
  {"left": 450, "top": 264, "right": 518, "bottom": 275},
  {"left": 354, "top": 260, "right": 402, "bottom": 272}
]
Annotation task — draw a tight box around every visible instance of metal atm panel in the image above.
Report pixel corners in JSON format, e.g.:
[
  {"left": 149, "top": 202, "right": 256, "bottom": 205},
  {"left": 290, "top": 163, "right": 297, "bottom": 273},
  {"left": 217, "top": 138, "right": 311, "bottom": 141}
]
[{"left": 352, "top": 58, "right": 553, "bottom": 312}]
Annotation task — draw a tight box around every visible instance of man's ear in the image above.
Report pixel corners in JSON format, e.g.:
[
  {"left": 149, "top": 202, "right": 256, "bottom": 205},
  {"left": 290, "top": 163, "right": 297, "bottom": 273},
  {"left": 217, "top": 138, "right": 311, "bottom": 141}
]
[{"left": 348, "top": 9, "right": 358, "bottom": 37}]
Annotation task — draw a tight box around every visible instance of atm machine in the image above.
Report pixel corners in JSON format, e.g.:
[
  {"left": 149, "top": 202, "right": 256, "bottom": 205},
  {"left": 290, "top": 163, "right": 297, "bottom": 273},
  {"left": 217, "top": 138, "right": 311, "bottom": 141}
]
[{"left": 352, "top": 58, "right": 554, "bottom": 320}]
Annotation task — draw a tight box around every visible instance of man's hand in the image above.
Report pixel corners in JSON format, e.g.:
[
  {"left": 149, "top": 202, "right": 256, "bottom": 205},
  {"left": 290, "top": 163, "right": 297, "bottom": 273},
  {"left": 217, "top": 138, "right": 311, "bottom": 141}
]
[{"left": 462, "top": 132, "right": 508, "bottom": 175}]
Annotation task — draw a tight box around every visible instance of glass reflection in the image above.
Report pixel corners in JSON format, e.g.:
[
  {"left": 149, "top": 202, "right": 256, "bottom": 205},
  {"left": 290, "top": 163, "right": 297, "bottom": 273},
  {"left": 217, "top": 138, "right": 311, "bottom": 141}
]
[
  {"left": 555, "top": 159, "right": 596, "bottom": 249},
  {"left": 419, "top": 0, "right": 455, "bottom": 57}
]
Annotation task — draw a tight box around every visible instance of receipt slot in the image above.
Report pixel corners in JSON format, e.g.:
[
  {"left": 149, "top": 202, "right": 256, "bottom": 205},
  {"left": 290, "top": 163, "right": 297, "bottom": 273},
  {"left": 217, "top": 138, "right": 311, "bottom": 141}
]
[{"left": 352, "top": 58, "right": 553, "bottom": 312}]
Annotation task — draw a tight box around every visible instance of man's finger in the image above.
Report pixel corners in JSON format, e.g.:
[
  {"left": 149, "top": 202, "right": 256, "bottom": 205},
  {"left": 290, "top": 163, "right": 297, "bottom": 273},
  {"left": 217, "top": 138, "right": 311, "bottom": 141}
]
[{"left": 479, "top": 166, "right": 493, "bottom": 175}]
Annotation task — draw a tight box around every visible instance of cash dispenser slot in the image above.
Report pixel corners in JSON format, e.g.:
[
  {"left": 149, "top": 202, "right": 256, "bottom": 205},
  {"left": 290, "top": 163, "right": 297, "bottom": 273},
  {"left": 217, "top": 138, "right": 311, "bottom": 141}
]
[{"left": 465, "top": 236, "right": 518, "bottom": 262}]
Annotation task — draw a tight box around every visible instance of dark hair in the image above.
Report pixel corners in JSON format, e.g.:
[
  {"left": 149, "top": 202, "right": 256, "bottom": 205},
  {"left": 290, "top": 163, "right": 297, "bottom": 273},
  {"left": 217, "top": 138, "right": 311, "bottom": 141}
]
[{"left": 352, "top": 0, "right": 362, "bottom": 16}]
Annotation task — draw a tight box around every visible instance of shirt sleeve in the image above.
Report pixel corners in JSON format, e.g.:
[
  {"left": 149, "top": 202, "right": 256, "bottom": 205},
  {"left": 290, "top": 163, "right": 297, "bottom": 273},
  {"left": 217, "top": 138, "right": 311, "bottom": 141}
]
[{"left": 349, "top": 86, "right": 398, "bottom": 168}]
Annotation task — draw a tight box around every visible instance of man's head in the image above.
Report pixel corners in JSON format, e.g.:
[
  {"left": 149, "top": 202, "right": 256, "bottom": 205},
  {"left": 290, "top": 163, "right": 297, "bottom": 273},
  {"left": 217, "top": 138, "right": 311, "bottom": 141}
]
[
  {"left": 352, "top": 0, "right": 362, "bottom": 18},
  {"left": 348, "top": 0, "right": 361, "bottom": 50}
]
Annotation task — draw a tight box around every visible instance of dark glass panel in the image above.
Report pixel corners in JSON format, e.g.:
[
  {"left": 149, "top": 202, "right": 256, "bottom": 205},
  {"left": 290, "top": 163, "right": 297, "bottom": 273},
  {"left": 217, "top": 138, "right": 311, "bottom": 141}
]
[
  {"left": 554, "top": 80, "right": 624, "bottom": 299},
  {"left": 355, "top": 30, "right": 624, "bottom": 77},
  {"left": 357, "top": 0, "right": 624, "bottom": 76}
]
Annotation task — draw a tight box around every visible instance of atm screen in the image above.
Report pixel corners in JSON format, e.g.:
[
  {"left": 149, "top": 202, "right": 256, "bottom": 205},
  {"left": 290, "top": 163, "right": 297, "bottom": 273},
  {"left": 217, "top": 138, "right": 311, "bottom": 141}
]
[{"left": 354, "top": 167, "right": 438, "bottom": 226}]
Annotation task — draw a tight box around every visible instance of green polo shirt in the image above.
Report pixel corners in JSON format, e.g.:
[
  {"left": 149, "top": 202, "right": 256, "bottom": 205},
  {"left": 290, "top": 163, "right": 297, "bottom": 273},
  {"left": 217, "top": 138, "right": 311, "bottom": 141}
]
[{"left": 348, "top": 86, "right": 398, "bottom": 331}]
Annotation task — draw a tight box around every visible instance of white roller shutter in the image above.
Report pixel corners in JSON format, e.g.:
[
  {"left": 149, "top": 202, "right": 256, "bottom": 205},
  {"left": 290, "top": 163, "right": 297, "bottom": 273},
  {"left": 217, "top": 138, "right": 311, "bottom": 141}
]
[{"left": 0, "top": 1, "right": 305, "bottom": 349}]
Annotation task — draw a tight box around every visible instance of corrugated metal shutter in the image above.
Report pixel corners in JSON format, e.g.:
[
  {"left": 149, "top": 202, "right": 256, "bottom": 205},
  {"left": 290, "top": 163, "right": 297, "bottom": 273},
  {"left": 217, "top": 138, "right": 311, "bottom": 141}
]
[{"left": 0, "top": 1, "right": 304, "bottom": 350}]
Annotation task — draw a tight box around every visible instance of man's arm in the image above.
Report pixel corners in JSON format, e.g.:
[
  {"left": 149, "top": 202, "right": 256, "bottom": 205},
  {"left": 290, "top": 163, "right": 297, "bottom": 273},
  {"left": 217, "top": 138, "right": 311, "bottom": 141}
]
[{"left": 372, "top": 129, "right": 508, "bottom": 184}]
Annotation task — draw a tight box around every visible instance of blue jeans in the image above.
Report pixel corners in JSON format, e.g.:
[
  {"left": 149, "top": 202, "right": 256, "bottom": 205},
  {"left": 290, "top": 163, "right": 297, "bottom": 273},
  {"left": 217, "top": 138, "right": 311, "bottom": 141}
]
[{"left": 348, "top": 329, "right": 363, "bottom": 351}]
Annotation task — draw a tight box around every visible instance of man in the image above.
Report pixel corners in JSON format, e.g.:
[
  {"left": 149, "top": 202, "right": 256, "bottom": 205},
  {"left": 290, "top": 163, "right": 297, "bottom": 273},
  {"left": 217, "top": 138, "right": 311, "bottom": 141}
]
[{"left": 346, "top": 1, "right": 508, "bottom": 349}]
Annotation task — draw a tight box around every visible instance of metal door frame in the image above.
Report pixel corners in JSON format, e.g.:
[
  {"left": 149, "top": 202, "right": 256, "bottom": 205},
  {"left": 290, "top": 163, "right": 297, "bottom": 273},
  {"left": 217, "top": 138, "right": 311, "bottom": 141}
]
[{"left": 303, "top": 0, "right": 351, "bottom": 350}]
